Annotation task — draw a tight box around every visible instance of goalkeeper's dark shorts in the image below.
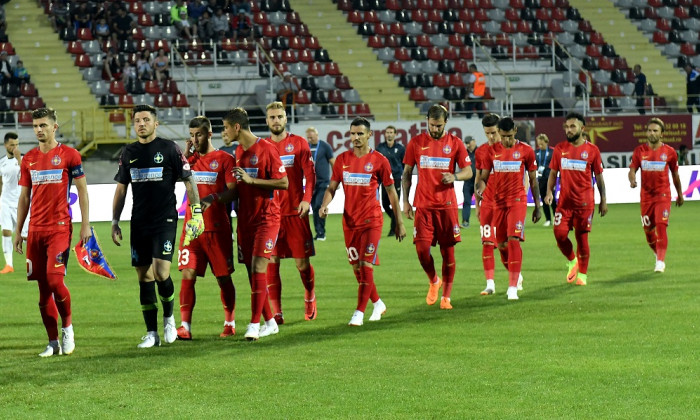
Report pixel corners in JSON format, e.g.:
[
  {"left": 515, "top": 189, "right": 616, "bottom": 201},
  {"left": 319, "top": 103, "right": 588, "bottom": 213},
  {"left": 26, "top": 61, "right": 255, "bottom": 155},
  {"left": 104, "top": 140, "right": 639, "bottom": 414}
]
[{"left": 130, "top": 221, "right": 177, "bottom": 267}]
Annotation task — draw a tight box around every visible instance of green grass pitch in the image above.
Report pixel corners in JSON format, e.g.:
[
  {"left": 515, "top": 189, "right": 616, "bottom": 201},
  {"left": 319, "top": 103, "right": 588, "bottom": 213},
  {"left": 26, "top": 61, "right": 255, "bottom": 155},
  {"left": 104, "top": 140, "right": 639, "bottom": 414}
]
[{"left": 0, "top": 202, "right": 698, "bottom": 418}]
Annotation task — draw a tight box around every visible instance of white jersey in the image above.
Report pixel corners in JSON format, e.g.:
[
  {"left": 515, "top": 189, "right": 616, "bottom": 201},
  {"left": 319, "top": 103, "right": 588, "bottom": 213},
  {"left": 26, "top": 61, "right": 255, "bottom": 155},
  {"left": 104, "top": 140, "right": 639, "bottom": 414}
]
[{"left": 0, "top": 155, "right": 21, "bottom": 206}]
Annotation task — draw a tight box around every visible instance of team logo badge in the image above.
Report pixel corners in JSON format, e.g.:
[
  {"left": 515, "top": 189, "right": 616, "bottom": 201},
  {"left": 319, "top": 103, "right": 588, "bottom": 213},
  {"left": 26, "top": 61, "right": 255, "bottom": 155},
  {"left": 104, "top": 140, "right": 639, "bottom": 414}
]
[
  {"left": 51, "top": 155, "right": 61, "bottom": 166},
  {"left": 154, "top": 152, "right": 164, "bottom": 164},
  {"left": 56, "top": 253, "right": 65, "bottom": 264},
  {"left": 660, "top": 153, "right": 667, "bottom": 161},
  {"left": 364, "top": 162, "right": 373, "bottom": 172},
  {"left": 365, "top": 243, "right": 375, "bottom": 255},
  {"left": 453, "top": 224, "right": 461, "bottom": 236},
  {"left": 209, "top": 160, "right": 219, "bottom": 170},
  {"left": 443, "top": 145, "right": 452, "bottom": 154},
  {"left": 515, "top": 221, "right": 524, "bottom": 233},
  {"left": 581, "top": 151, "right": 589, "bottom": 159},
  {"left": 663, "top": 209, "right": 669, "bottom": 219},
  {"left": 285, "top": 143, "right": 294, "bottom": 153},
  {"left": 513, "top": 151, "right": 521, "bottom": 159},
  {"left": 265, "top": 239, "right": 274, "bottom": 250},
  {"left": 250, "top": 154, "right": 259, "bottom": 165},
  {"left": 163, "top": 240, "right": 172, "bottom": 253}
]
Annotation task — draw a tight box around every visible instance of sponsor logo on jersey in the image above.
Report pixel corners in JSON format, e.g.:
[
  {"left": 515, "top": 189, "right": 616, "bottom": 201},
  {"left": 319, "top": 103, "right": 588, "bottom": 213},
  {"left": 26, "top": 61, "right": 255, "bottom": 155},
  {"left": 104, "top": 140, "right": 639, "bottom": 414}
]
[
  {"left": 243, "top": 167, "right": 259, "bottom": 178},
  {"left": 51, "top": 155, "right": 61, "bottom": 166},
  {"left": 419, "top": 155, "right": 451, "bottom": 170},
  {"left": 163, "top": 240, "right": 173, "bottom": 254},
  {"left": 560, "top": 158, "right": 587, "bottom": 171},
  {"left": 192, "top": 171, "right": 218, "bottom": 184},
  {"left": 342, "top": 171, "right": 372, "bottom": 186},
  {"left": 154, "top": 152, "right": 164, "bottom": 164},
  {"left": 209, "top": 160, "right": 219, "bottom": 170},
  {"left": 641, "top": 161, "right": 667, "bottom": 172},
  {"left": 515, "top": 221, "right": 524, "bottom": 233},
  {"left": 580, "top": 151, "right": 589, "bottom": 160},
  {"left": 493, "top": 160, "right": 522, "bottom": 173},
  {"left": 130, "top": 167, "right": 164, "bottom": 182},
  {"left": 285, "top": 143, "right": 294, "bottom": 153},
  {"left": 280, "top": 154, "right": 295, "bottom": 167},
  {"left": 443, "top": 145, "right": 452, "bottom": 154},
  {"left": 364, "top": 162, "right": 373, "bottom": 172},
  {"left": 249, "top": 154, "right": 258, "bottom": 165},
  {"left": 30, "top": 169, "right": 63, "bottom": 184}
]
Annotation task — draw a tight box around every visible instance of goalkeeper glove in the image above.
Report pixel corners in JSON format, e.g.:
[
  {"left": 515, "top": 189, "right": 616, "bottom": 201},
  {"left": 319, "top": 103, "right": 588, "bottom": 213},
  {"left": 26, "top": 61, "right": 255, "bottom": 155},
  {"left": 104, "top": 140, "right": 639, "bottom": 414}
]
[{"left": 183, "top": 203, "right": 205, "bottom": 246}]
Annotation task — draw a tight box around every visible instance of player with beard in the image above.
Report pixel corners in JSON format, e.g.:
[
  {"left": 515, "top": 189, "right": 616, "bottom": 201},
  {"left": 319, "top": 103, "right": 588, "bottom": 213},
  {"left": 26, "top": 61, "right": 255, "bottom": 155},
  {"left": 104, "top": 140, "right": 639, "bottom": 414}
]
[
  {"left": 545, "top": 112, "right": 607, "bottom": 286},
  {"left": 402, "top": 104, "right": 472, "bottom": 309},
  {"left": 264, "top": 101, "right": 318, "bottom": 324},
  {"left": 176, "top": 116, "right": 237, "bottom": 340},
  {"left": 628, "top": 118, "right": 684, "bottom": 273}
]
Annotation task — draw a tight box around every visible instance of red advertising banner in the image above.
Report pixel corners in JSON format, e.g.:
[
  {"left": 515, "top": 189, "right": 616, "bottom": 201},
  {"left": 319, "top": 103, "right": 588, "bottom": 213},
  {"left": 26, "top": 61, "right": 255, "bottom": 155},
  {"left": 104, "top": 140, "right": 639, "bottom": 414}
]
[{"left": 532, "top": 115, "right": 693, "bottom": 152}]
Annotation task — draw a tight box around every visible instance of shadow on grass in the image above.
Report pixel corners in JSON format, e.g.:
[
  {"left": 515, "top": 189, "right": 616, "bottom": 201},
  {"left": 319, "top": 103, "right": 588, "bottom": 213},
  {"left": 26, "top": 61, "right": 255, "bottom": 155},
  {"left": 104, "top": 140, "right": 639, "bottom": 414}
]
[{"left": 603, "top": 270, "right": 655, "bottom": 285}]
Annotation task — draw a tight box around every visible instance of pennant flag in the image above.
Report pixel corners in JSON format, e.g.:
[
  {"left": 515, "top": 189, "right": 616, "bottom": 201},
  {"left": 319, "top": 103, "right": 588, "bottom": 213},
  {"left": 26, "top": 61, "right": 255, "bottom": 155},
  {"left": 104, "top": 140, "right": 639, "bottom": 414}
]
[{"left": 73, "top": 226, "right": 117, "bottom": 280}]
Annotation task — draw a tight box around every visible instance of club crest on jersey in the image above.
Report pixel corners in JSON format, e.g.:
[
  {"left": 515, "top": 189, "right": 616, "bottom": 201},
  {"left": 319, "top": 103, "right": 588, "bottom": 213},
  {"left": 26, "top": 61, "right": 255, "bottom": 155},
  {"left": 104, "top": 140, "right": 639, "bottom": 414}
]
[
  {"left": 662, "top": 209, "right": 669, "bottom": 219},
  {"left": 56, "top": 253, "right": 65, "bottom": 264},
  {"left": 660, "top": 153, "right": 667, "bottom": 161},
  {"left": 587, "top": 214, "right": 593, "bottom": 225},
  {"left": 515, "top": 221, "right": 524, "bottom": 233},
  {"left": 250, "top": 154, "right": 259, "bottom": 165},
  {"left": 265, "top": 239, "right": 274, "bottom": 250},
  {"left": 580, "top": 151, "right": 589, "bottom": 160},
  {"left": 365, "top": 243, "right": 375, "bottom": 255},
  {"left": 453, "top": 224, "right": 461, "bottom": 236},
  {"left": 443, "top": 145, "right": 452, "bottom": 154},
  {"left": 209, "top": 160, "right": 219, "bottom": 170},
  {"left": 154, "top": 152, "right": 164, "bottom": 164},
  {"left": 513, "top": 151, "right": 521, "bottom": 159},
  {"left": 163, "top": 240, "right": 173, "bottom": 254},
  {"left": 51, "top": 155, "right": 61, "bottom": 166},
  {"left": 285, "top": 143, "right": 294, "bottom": 153},
  {"left": 364, "top": 162, "right": 374, "bottom": 172}
]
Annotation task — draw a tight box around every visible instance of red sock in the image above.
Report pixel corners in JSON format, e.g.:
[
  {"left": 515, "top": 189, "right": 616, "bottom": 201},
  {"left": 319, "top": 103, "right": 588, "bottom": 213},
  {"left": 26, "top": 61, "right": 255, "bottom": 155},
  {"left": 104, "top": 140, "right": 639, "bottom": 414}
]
[
  {"left": 299, "top": 265, "right": 315, "bottom": 301},
  {"left": 440, "top": 246, "right": 456, "bottom": 298},
  {"left": 179, "top": 277, "right": 196, "bottom": 324},
  {"left": 416, "top": 240, "right": 436, "bottom": 282},
  {"left": 498, "top": 247, "right": 509, "bottom": 270},
  {"left": 250, "top": 272, "right": 268, "bottom": 324},
  {"left": 656, "top": 224, "right": 668, "bottom": 261},
  {"left": 644, "top": 228, "right": 658, "bottom": 254},
  {"left": 38, "top": 281, "right": 58, "bottom": 341},
  {"left": 48, "top": 274, "right": 71, "bottom": 328},
  {"left": 482, "top": 243, "right": 495, "bottom": 280},
  {"left": 507, "top": 239, "right": 522, "bottom": 287},
  {"left": 266, "top": 262, "right": 282, "bottom": 314},
  {"left": 354, "top": 268, "right": 379, "bottom": 302},
  {"left": 574, "top": 230, "right": 590, "bottom": 274},
  {"left": 217, "top": 276, "right": 236, "bottom": 323},
  {"left": 357, "top": 265, "right": 375, "bottom": 312},
  {"left": 554, "top": 227, "right": 576, "bottom": 261}
]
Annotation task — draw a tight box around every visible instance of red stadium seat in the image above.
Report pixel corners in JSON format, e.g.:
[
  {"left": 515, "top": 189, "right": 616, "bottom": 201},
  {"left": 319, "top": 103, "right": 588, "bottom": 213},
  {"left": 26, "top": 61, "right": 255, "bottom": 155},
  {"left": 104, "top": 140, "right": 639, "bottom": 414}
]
[
  {"left": 173, "top": 93, "right": 189, "bottom": 107},
  {"left": 432, "top": 73, "right": 449, "bottom": 88},
  {"left": 394, "top": 47, "right": 411, "bottom": 61},
  {"left": 388, "top": 61, "right": 405, "bottom": 74},
  {"left": 20, "top": 83, "right": 38, "bottom": 97},
  {"left": 295, "top": 90, "right": 311, "bottom": 105},
  {"left": 110, "top": 80, "right": 127, "bottom": 95},
  {"left": 119, "top": 94, "right": 134, "bottom": 107},
  {"left": 138, "top": 13, "right": 154, "bottom": 26},
  {"left": 78, "top": 28, "right": 93, "bottom": 41},
  {"left": 336, "top": 76, "right": 352, "bottom": 89},
  {"left": 154, "top": 93, "right": 171, "bottom": 108},
  {"left": 109, "top": 110, "right": 126, "bottom": 123},
  {"left": 74, "top": 54, "right": 92, "bottom": 68},
  {"left": 145, "top": 80, "right": 162, "bottom": 94},
  {"left": 18, "top": 111, "right": 33, "bottom": 126},
  {"left": 28, "top": 97, "right": 45, "bottom": 110},
  {"left": 589, "top": 97, "right": 602, "bottom": 111},
  {"left": 308, "top": 62, "right": 325, "bottom": 76},
  {"left": 325, "top": 62, "right": 341, "bottom": 76},
  {"left": 368, "top": 35, "right": 385, "bottom": 48},
  {"left": 607, "top": 84, "right": 623, "bottom": 97},
  {"left": 67, "top": 41, "right": 85, "bottom": 55},
  {"left": 10, "top": 97, "right": 26, "bottom": 111},
  {"left": 598, "top": 57, "right": 614, "bottom": 71}
]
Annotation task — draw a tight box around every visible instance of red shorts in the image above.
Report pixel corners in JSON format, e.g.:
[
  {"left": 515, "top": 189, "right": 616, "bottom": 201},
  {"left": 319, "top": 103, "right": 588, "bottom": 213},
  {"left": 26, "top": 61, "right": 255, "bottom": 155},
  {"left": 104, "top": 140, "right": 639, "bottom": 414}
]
[
  {"left": 492, "top": 204, "right": 527, "bottom": 243},
  {"left": 343, "top": 226, "right": 382, "bottom": 265},
  {"left": 237, "top": 222, "right": 280, "bottom": 266},
  {"left": 26, "top": 230, "right": 71, "bottom": 281},
  {"left": 273, "top": 215, "right": 315, "bottom": 259},
  {"left": 413, "top": 207, "right": 461, "bottom": 246},
  {"left": 640, "top": 200, "right": 671, "bottom": 229},
  {"left": 478, "top": 201, "right": 496, "bottom": 244},
  {"left": 554, "top": 207, "right": 594, "bottom": 233},
  {"left": 178, "top": 230, "right": 234, "bottom": 277}
]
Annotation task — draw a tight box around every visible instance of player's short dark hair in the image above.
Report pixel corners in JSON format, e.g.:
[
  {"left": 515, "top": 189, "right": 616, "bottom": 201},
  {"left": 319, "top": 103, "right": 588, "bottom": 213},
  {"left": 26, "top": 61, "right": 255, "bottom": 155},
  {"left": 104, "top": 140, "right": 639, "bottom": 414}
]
[
  {"left": 648, "top": 117, "right": 665, "bottom": 132},
  {"left": 565, "top": 112, "right": 585, "bottom": 125},
  {"left": 498, "top": 116, "right": 515, "bottom": 132},
  {"left": 4, "top": 132, "right": 18, "bottom": 143},
  {"left": 427, "top": 104, "right": 448, "bottom": 121},
  {"left": 223, "top": 107, "right": 249, "bottom": 130},
  {"left": 32, "top": 107, "right": 57, "bottom": 123},
  {"left": 189, "top": 116, "right": 211, "bottom": 131},
  {"left": 385, "top": 125, "right": 396, "bottom": 132},
  {"left": 481, "top": 113, "right": 500, "bottom": 128},
  {"left": 133, "top": 104, "right": 157, "bottom": 118},
  {"left": 351, "top": 117, "right": 371, "bottom": 131}
]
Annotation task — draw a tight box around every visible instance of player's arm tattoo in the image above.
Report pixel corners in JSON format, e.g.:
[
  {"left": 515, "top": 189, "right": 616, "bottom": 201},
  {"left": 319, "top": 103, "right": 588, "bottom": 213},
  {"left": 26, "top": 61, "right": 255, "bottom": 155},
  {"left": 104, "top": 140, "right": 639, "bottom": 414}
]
[{"left": 183, "top": 174, "right": 201, "bottom": 205}]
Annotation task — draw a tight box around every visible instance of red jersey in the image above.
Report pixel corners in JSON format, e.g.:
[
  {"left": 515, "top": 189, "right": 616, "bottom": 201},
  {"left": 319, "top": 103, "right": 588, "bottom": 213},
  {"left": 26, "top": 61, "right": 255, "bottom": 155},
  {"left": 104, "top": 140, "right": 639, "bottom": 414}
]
[
  {"left": 332, "top": 149, "right": 393, "bottom": 230},
  {"left": 234, "top": 139, "right": 287, "bottom": 228},
  {"left": 19, "top": 143, "right": 85, "bottom": 232},
  {"left": 267, "top": 133, "right": 316, "bottom": 216},
  {"left": 185, "top": 149, "right": 236, "bottom": 231},
  {"left": 475, "top": 142, "right": 496, "bottom": 205},
  {"left": 403, "top": 132, "right": 470, "bottom": 209},
  {"left": 549, "top": 140, "right": 603, "bottom": 209},
  {"left": 482, "top": 141, "right": 536, "bottom": 206},
  {"left": 630, "top": 143, "right": 678, "bottom": 203}
]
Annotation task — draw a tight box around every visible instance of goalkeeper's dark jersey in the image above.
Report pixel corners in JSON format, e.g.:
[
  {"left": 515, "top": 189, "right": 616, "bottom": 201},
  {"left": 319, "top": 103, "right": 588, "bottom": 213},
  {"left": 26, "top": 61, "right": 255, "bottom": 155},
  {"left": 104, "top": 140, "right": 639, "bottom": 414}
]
[{"left": 114, "top": 137, "right": 192, "bottom": 228}]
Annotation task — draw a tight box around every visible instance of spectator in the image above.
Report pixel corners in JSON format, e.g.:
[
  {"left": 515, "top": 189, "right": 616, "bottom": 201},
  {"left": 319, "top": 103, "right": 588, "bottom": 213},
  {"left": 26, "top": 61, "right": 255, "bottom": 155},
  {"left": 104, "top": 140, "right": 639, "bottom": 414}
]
[
  {"left": 101, "top": 48, "right": 122, "bottom": 81},
  {"left": 94, "top": 17, "right": 110, "bottom": 42},
  {"left": 0, "top": 51, "right": 11, "bottom": 87},
  {"left": 211, "top": 7, "right": 230, "bottom": 41},
  {"left": 137, "top": 50, "right": 154, "bottom": 81},
  {"left": 153, "top": 48, "right": 170, "bottom": 82},
  {"left": 461, "top": 136, "right": 477, "bottom": 228},
  {"left": 465, "top": 64, "right": 486, "bottom": 119},
  {"left": 684, "top": 64, "right": 700, "bottom": 113},
  {"left": 111, "top": 7, "right": 134, "bottom": 42},
  {"left": 49, "top": 0, "right": 70, "bottom": 33},
  {"left": 633, "top": 64, "right": 647, "bottom": 115},
  {"left": 72, "top": 2, "right": 92, "bottom": 31},
  {"left": 188, "top": 0, "right": 207, "bottom": 34},
  {"left": 678, "top": 145, "right": 690, "bottom": 165},
  {"left": 231, "top": 0, "right": 251, "bottom": 14},
  {"left": 230, "top": 10, "right": 252, "bottom": 41},
  {"left": 197, "top": 10, "right": 214, "bottom": 41},
  {"left": 275, "top": 71, "right": 299, "bottom": 109},
  {"left": 12, "top": 60, "right": 30, "bottom": 85},
  {"left": 171, "top": 0, "right": 194, "bottom": 40}
]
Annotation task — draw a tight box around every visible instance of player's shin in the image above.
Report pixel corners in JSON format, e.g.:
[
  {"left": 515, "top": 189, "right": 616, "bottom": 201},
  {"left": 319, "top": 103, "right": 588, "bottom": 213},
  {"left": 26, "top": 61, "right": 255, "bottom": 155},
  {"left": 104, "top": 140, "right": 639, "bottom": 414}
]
[
  {"left": 217, "top": 276, "right": 236, "bottom": 323},
  {"left": 266, "top": 262, "right": 282, "bottom": 315},
  {"left": 179, "top": 277, "right": 196, "bottom": 324},
  {"left": 38, "top": 282, "right": 59, "bottom": 341},
  {"left": 440, "top": 246, "right": 456, "bottom": 298},
  {"left": 644, "top": 228, "right": 658, "bottom": 254},
  {"left": 554, "top": 228, "right": 575, "bottom": 260},
  {"left": 655, "top": 225, "right": 668, "bottom": 262},
  {"left": 507, "top": 239, "right": 523, "bottom": 287},
  {"left": 482, "top": 243, "right": 495, "bottom": 280},
  {"left": 250, "top": 272, "right": 267, "bottom": 324},
  {"left": 574, "top": 230, "right": 590, "bottom": 274},
  {"left": 157, "top": 277, "right": 175, "bottom": 318},
  {"left": 48, "top": 274, "right": 72, "bottom": 327},
  {"left": 357, "top": 265, "right": 374, "bottom": 312},
  {"left": 416, "top": 240, "right": 437, "bottom": 281},
  {"left": 139, "top": 281, "right": 159, "bottom": 332}
]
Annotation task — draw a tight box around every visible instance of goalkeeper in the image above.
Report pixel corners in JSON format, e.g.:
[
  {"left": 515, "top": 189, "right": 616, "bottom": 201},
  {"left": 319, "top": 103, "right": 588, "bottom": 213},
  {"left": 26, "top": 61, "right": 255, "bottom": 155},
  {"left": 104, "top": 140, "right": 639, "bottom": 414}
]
[{"left": 112, "top": 105, "right": 204, "bottom": 349}]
